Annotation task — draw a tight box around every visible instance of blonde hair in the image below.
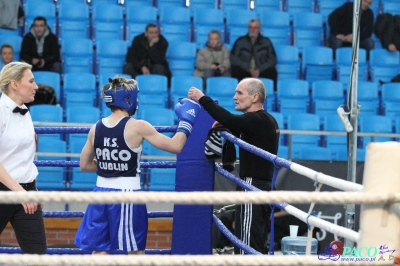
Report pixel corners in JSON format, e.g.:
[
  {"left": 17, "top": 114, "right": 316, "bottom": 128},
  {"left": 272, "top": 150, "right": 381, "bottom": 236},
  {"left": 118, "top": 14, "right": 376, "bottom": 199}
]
[
  {"left": 0, "top": 62, "right": 32, "bottom": 93},
  {"left": 101, "top": 76, "right": 138, "bottom": 98}
]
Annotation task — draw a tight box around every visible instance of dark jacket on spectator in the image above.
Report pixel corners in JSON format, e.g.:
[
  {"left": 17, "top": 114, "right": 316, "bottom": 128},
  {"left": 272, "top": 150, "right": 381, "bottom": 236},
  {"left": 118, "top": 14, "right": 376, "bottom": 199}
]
[
  {"left": 20, "top": 25, "right": 60, "bottom": 71},
  {"left": 328, "top": 2, "right": 374, "bottom": 42},
  {"left": 230, "top": 34, "right": 277, "bottom": 73}
]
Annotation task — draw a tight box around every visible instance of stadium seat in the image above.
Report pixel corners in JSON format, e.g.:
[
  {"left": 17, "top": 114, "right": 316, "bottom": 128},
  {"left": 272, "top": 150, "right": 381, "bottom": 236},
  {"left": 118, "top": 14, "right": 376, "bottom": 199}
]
[
  {"left": 170, "top": 76, "right": 203, "bottom": 106},
  {"left": 148, "top": 168, "right": 176, "bottom": 191},
  {"left": 295, "top": 146, "right": 334, "bottom": 161},
  {"left": 0, "top": 35, "right": 22, "bottom": 61},
  {"left": 287, "top": 113, "right": 321, "bottom": 158},
  {"left": 140, "top": 108, "right": 176, "bottom": 126},
  {"left": 166, "top": 41, "right": 197, "bottom": 76},
  {"left": 65, "top": 106, "right": 100, "bottom": 124},
  {"left": 226, "top": 9, "right": 257, "bottom": 46},
  {"left": 258, "top": 11, "right": 291, "bottom": 45},
  {"left": 277, "top": 79, "right": 310, "bottom": 124},
  {"left": 206, "top": 77, "right": 238, "bottom": 97},
  {"left": 125, "top": 5, "right": 157, "bottom": 45},
  {"left": 253, "top": 0, "right": 282, "bottom": 11},
  {"left": 323, "top": 114, "right": 347, "bottom": 160},
  {"left": 269, "top": 111, "right": 285, "bottom": 145},
  {"left": 159, "top": 7, "right": 191, "bottom": 42},
  {"left": 357, "top": 81, "right": 380, "bottom": 116},
  {"left": 311, "top": 80, "right": 345, "bottom": 124},
  {"left": 258, "top": 78, "right": 275, "bottom": 112},
  {"left": 285, "top": 0, "right": 316, "bottom": 16},
  {"left": 381, "top": 83, "right": 400, "bottom": 126},
  {"left": 63, "top": 73, "right": 97, "bottom": 107},
  {"left": 161, "top": 24, "right": 191, "bottom": 42},
  {"left": 91, "top": 3, "right": 124, "bottom": 41},
  {"left": 95, "top": 39, "right": 127, "bottom": 75},
  {"left": 70, "top": 169, "right": 97, "bottom": 191},
  {"left": 57, "top": 2, "right": 90, "bottom": 41},
  {"left": 0, "top": 28, "right": 19, "bottom": 37},
  {"left": 193, "top": 8, "right": 225, "bottom": 49},
  {"left": 293, "top": 12, "right": 324, "bottom": 51},
  {"left": 156, "top": 0, "right": 184, "bottom": 10},
  {"left": 302, "top": 46, "right": 335, "bottom": 83},
  {"left": 37, "top": 138, "right": 67, "bottom": 161},
  {"left": 369, "top": 49, "right": 400, "bottom": 85},
  {"left": 24, "top": 1, "right": 57, "bottom": 33},
  {"left": 221, "top": 0, "right": 249, "bottom": 14},
  {"left": 61, "top": 38, "right": 94, "bottom": 73},
  {"left": 36, "top": 166, "right": 66, "bottom": 190},
  {"left": 135, "top": 74, "right": 169, "bottom": 110},
  {"left": 359, "top": 115, "right": 393, "bottom": 148},
  {"left": 382, "top": 1, "right": 400, "bottom": 15},
  {"left": 274, "top": 45, "right": 301, "bottom": 79},
  {"left": 335, "top": 47, "right": 368, "bottom": 90},
  {"left": 30, "top": 104, "right": 63, "bottom": 123},
  {"left": 31, "top": 71, "right": 61, "bottom": 105},
  {"left": 316, "top": 0, "right": 346, "bottom": 21},
  {"left": 189, "top": 0, "right": 217, "bottom": 10}
]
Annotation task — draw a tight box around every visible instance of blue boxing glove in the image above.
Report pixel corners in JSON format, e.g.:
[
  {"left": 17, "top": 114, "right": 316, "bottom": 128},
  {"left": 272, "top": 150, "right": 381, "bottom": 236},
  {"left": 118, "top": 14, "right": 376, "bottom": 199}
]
[{"left": 175, "top": 98, "right": 201, "bottom": 137}]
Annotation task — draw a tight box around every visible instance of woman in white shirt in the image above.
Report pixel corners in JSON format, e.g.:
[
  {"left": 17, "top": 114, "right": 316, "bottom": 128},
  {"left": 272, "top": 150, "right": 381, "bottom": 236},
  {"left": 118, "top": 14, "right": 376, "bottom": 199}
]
[{"left": 0, "top": 62, "right": 46, "bottom": 254}]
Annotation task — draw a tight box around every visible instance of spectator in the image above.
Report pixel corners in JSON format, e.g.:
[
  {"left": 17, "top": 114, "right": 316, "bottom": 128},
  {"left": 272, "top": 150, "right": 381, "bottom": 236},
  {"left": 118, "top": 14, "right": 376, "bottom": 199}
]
[
  {"left": 194, "top": 30, "right": 230, "bottom": 83},
  {"left": 230, "top": 18, "right": 277, "bottom": 91},
  {"left": 0, "top": 0, "right": 24, "bottom": 30},
  {"left": 0, "top": 44, "right": 15, "bottom": 70},
  {"left": 374, "top": 13, "right": 400, "bottom": 52},
  {"left": 20, "top": 16, "right": 61, "bottom": 74},
  {"left": 123, "top": 23, "right": 171, "bottom": 81},
  {"left": 328, "top": 0, "right": 375, "bottom": 55}
]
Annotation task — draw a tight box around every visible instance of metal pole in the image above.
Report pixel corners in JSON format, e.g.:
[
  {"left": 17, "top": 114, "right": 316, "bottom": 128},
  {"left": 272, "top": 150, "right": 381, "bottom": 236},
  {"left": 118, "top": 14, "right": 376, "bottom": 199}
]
[{"left": 345, "top": 0, "right": 361, "bottom": 248}]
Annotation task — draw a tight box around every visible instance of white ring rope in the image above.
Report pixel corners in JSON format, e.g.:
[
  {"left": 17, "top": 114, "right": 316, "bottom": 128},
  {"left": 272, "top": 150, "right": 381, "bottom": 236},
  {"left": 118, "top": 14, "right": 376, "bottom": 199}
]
[
  {"left": 0, "top": 191, "right": 398, "bottom": 205},
  {"left": 0, "top": 254, "right": 393, "bottom": 266},
  {"left": 290, "top": 162, "right": 363, "bottom": 192}
]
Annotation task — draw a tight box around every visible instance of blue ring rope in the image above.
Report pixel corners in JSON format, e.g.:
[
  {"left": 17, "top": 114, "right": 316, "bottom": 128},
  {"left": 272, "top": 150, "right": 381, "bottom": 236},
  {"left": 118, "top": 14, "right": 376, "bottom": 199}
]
[
  {"left": 0, "top": 247, "right": 171, "bottom": 255},
  {"left": 34, "top": 126, "right": 177, "bottom": 134},
  {"left": 42, "top": 211, "right": 173, "bottom": 218},
  {"left": 34, "top": 160, "right": 177, "bottom": 168}
]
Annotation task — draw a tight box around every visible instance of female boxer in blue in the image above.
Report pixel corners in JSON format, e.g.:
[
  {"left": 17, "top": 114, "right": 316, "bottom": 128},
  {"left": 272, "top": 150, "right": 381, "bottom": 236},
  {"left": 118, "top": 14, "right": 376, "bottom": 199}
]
[{"left": 75, "top": 77, "right": 200, "bottom": 254}]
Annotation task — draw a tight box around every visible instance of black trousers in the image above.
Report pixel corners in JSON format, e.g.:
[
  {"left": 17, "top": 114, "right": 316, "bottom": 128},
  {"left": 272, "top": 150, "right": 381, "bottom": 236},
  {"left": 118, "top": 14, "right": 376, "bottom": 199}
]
[
  {"left": 234, "top": 178, "right": 271, "bottom": 254},
  {"left": 231, "top": 66, "right": 278, "bottom": 92},
  {"left": 0, "top": 181, "right": 47, "bottom": 254}
]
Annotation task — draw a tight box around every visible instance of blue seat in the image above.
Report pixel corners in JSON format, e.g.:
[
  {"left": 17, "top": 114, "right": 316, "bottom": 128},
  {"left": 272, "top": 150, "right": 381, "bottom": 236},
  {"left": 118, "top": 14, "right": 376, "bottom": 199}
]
[
  {"left": 135, "top": 74, "right": 169, "bottom": 109},
  {"left": 91, "top": 4, "right": 124, "bottom": 41},
  {"left": 285, "top": 0, "right": 316, "bottom": 16},
  {"left": 65, "top": 106, "right": 100, "bottom": 123},
  {"left": 369, "top": 49, "right": 400, "bottom": 85},
  {"left": 302, "top": 46, "right": 334, "bottom": 83},
  {"left": 57, "top": 2, "right": 90, "bottom": 41},
  {"left": 148, "top": 168, "right": 176, "bottom": 191},
  {"left": 269, "top": 111, "right": 285, "bottom": 145},
  {"left": 189, "top": 0, "right": 217, "bottom": 10},
  {"left": 381, "top": 83, "right": 400, "bottom": 125},
  {"left": 61, "top": 38, "right": 94, "bottom": 73},
  {"left": 36, "top": 166, "right": 66, "bottom": 190},
  {"left": 37, "top": 138, "right": 67, "bottom": 161},
  {"left": 30, "top": 104, "right": 63, "bottom": 122},
  {"left": 170, "top": 76, "right": 203, "bottom": 106},
  {"left": 311, "top": 80, "right": 344, "bottom": 123},
  {"left": 193, "top": 8, "right": 225, "bottom": 48},
  {"left": 259, "top": 10, "right": 291, "bottom": 45},
  {"left": 32, "top": 71, "right": 61, "bottom": 104},
  {"left": 24, "top": 1, "right": 57, "bottom": 33},
  {"left": 0, "top": 28, "right": 19, "bottom": 37},
  {"left": 277, "top": 79, "right": 310, "bottom": 124},
  {"left": 293, "top": 12, "right": 324, "bottom": 51},
  {"left": 221, "top": 0, "right": 249, "bottom": 15},
  {"left": 359, "top": 115, "right": 393, "bottom": 148},
  {"left": 226, "top": 9, "right": 257, "bottom": 45},
  {"left": 323, "top": 114, "right": 347, "bottom": 159},
  {"left": 287, "top": 113, "right": 321, "bottom": 158},
  {"left": 296, "top": 146, "right": 334, "bottom": 161},
  {"left": 254, "top": 0, "right": 282, "bottom": 11},
  {"left": 277, "top": 145, "right": 289, "bottom": 159},
  {"left": 357, "top": 81, "right": 380, "bottom": 116},
  {"left": 0, "top": 35, "right": 22, "bottom": 61},
  {"left": 70, "top": 169, "right": 97, "bottom": 191},
  {"left": 166, "top": 41, "right": 197, "bottom": 76},
  {"left": 125, "top": 5, "right": 157, "bottom": 45},
  {"left": 63, "top": 73, "right": 97, "bottom": 107},
  {"left": 156, "top": 0, "right": 184, "bottom": 10},
  {"left": 382, "top": 2, "right": 400, "bottom": 15},
  {"left": 206, "top": 77, "right": 238, "bottom": 97},
  {"left": 258, "top": 78, "right": 275, "bottom": 112},
  {"left": 335, "top": 47, "right": 368, "bottom": 90},
  {"left": 159, "top": 7, "right": 191, "bottom": 42},
  {"left": 140, "top": 108, "right": 175, "bottom": 126},
  {"left": 160, "top": 24, "right": 191, "bottom": 42},
  {"left": 274, "top": 45, "right": 301, "bottom": 79},
  {"left": 95, "top": 39, "right": 127, "bottom": 75}
]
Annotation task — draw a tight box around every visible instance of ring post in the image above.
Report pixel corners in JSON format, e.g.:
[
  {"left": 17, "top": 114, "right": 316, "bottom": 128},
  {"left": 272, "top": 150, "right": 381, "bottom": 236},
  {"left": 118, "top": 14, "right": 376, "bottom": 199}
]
[{"left": 171, "top": 107, "right": 215, "bottom": 254}]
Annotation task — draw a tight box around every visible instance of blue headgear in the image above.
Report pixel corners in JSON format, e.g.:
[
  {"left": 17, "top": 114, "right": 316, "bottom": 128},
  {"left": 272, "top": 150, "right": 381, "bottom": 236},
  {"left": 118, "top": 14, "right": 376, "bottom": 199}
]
[{"left": 103, "top": 79, "right": 139, "bottom": 116}]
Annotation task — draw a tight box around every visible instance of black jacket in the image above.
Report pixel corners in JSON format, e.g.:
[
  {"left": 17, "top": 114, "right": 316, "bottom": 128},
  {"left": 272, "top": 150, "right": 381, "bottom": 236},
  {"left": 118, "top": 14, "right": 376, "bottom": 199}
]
[
  {"left": 125, "top": 33, "right": 170, "bottom": 75},
  {"left": 20, "top": 25, "right": 60, "bottom": 71}
]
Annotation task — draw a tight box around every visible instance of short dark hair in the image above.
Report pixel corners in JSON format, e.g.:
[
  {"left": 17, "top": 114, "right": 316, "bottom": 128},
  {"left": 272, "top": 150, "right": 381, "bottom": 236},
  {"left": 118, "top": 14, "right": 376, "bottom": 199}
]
[
  {"left": 145, "top": 23, "right": 158, "bottom": 32},
  {"left": 33, "top": 16, "right": 47, "bottom": 25},
  {"left": 1, "top": 44, "right": 13, "bottom": 53}
]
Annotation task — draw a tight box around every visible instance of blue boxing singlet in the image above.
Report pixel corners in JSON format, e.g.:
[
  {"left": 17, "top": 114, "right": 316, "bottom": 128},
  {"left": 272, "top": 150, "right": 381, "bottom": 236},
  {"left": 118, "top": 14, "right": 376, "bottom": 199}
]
[{"left": 94, "top": 116, "right": 141, "bottom": 178}]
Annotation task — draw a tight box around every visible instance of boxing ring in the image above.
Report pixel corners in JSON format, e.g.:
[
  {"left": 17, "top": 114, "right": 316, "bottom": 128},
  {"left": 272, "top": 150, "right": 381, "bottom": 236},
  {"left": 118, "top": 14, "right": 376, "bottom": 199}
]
[{"left": 0, "top": 108, "right": 399, "bottom": 266}]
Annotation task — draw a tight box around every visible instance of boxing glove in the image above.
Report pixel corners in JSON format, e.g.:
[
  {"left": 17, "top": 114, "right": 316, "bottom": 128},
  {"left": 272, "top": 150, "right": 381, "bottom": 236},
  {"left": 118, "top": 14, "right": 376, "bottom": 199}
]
[{"left": 174, "top": 98, "right": 201, "bottom": 137}]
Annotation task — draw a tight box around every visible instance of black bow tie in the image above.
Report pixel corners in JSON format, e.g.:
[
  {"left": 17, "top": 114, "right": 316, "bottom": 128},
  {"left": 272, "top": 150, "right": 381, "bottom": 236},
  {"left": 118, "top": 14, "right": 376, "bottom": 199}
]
[{"left": 13, "top": 106, "right": 29, "bottom": 115}]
